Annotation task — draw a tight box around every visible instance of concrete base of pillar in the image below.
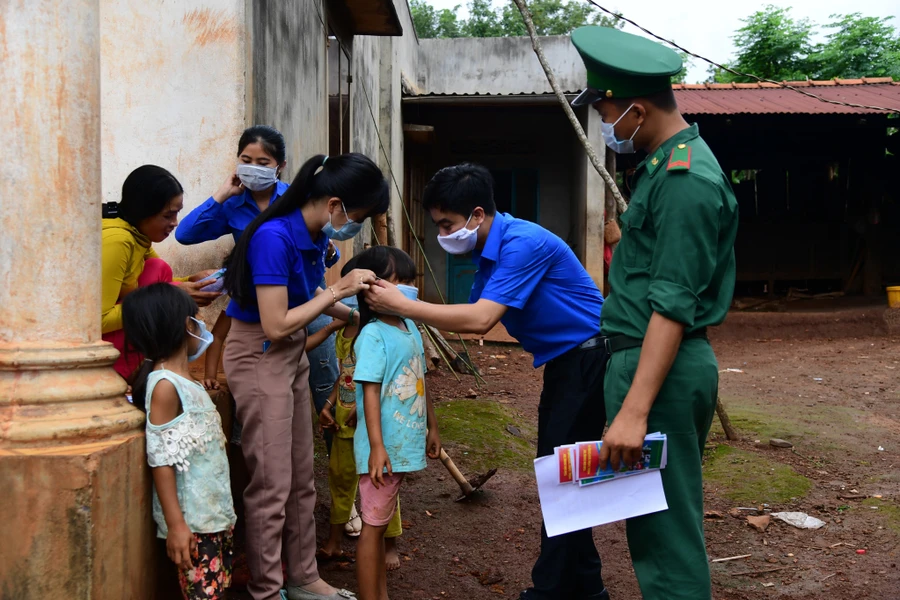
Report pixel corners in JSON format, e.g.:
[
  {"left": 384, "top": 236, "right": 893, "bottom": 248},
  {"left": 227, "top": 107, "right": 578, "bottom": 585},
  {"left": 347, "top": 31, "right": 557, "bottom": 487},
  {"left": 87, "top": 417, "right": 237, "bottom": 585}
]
[{"left": 0, "top": 433, "right": 157, "bottom": 600}]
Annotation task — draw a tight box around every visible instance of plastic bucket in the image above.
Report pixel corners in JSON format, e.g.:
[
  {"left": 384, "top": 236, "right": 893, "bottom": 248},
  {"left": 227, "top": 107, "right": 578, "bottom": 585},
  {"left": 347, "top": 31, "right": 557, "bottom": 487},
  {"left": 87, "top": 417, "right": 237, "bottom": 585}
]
[{"left": 888, "top": 286, "right": 900, "bottom": 308}]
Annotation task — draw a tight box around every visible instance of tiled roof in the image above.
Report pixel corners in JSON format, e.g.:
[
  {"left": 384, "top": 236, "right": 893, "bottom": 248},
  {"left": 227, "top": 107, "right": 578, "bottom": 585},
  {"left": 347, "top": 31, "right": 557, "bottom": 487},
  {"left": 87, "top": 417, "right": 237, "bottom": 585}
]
[{"left": 671, "top": 78, "right": 900, "bottom": 115}]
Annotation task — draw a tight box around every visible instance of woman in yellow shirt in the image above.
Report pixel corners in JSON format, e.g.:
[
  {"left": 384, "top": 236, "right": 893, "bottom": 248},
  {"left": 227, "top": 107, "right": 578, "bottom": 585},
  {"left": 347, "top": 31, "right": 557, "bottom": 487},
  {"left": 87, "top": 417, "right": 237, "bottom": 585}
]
[{"left": 102, "top": 165, "right": 220, "bottom": 379}]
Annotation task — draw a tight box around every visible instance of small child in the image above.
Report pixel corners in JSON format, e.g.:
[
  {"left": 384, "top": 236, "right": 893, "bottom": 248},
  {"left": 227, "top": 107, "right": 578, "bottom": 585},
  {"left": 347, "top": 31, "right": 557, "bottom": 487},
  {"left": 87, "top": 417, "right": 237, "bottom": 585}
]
[
  {"left": 350, "top": 247, "right": 441, "bottom": 600},
  {"left": 319, "top": 258, "right": 403, "bottom": 570},
  {"left": 123, "top": 283, "right": 237, "bottom": 600}
]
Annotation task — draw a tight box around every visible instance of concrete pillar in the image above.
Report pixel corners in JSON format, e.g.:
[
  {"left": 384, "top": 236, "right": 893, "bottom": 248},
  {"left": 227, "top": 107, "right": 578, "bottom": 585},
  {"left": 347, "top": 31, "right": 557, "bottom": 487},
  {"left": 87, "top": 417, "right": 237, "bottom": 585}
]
[
  {"left": 582, "top": 108, "right": 607, "bottom": 291},
  {"left": 0, "top": 0, "right": 152, "bottom": 596}
]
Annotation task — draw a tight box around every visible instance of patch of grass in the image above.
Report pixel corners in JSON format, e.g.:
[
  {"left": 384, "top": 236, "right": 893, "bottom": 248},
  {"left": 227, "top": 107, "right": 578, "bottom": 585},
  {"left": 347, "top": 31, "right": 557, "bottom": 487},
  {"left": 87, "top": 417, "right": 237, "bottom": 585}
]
[
  {"left": 863, "top": 498, "right": 900, "bottom": 533},
  {"left": 436, "top": 398, "right": 536, "bottom": 473},
  {"left": 703, "top": 444, "right": 812, "bottom": 505},
  {"left": 710, "top": 396, "right": 866, "bottom": 454}
]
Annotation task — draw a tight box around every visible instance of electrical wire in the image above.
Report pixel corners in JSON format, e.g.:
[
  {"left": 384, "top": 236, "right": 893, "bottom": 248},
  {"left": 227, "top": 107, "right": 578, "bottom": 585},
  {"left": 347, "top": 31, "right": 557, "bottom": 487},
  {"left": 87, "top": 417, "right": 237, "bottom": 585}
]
[{"left": 584, "top": 0, "right": 900, "bottom": 115}]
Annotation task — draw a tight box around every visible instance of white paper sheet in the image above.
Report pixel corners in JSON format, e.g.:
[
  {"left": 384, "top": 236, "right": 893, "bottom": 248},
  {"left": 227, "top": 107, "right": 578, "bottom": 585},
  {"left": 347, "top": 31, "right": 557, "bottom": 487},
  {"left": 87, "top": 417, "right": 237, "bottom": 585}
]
[{"left": 534, "top": 454, "right": 669, "bottom": 537}]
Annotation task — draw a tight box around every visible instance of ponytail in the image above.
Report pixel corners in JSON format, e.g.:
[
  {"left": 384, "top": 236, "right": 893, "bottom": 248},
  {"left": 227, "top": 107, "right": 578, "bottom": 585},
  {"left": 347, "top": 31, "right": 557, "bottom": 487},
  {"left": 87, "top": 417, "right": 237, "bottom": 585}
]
[{"left": 224, "top": 152, "right": 389, "bottom": 307}]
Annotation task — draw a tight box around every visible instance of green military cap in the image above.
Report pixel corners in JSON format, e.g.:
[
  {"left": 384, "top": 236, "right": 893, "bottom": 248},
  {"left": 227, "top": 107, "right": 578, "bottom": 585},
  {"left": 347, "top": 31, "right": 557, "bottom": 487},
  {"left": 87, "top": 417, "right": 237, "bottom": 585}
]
[{"left": 570, "top": 26, "right": 683, "bottom": 106}]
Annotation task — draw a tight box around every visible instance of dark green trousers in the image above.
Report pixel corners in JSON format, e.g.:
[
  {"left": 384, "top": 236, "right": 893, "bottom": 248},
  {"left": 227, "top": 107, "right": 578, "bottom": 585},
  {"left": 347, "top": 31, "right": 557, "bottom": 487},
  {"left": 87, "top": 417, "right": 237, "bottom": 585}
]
[{"left": 603, "top": 338, "right": 718, "bottom": 600}]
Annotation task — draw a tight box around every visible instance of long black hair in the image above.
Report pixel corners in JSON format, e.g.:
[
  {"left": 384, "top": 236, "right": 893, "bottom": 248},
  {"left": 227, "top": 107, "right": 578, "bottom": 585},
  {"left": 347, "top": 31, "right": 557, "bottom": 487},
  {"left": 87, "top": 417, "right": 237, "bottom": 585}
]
[
  {"left": 104, "top": 165, "right": 184, "bottom": 226},
  {"left": 224, "top": 153, "right": 389, "bottom": 307},
  {"left": 351, "top": 246, "right": 417, "bottom": 350},
  {"left": 122, "top": 283, "right": 198, "bottom": 412},
  {"left": 238, "top": 125, "right": 286, "bottom": 164}
]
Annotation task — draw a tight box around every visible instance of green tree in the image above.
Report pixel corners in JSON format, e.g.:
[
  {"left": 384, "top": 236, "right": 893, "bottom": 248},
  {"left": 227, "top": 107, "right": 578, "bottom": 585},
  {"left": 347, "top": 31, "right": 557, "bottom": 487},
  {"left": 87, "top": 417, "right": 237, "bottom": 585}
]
[
  {"left": 671, "top": 50, "right": 692, "bottom": 84},
  {"left": 409, "top": 0, "right": 463, "bottom": 38},
  {"left": 463, "top": 0, "right": 503, "bottom": 37},
  {"left": 715, "top": 6, "right": 815, "bottom": 83},
  {"left": 813, "top": 13, "right": 900, "bottom": 79},
  {"left": 410, "top": 0, "right": 622, "bottom": 39},
  {"left": 499, "top": 0, "right": 622, "bottom": 36}
]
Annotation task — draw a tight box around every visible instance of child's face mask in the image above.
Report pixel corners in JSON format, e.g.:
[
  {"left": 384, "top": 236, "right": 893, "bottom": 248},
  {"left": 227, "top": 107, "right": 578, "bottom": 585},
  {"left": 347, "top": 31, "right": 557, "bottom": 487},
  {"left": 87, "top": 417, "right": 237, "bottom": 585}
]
[
  {"left": 397, "top": 284, "right": 418, "bottom": 302},
  {"left": 187, "top": 317, "right": 213, "bottom": 362}
]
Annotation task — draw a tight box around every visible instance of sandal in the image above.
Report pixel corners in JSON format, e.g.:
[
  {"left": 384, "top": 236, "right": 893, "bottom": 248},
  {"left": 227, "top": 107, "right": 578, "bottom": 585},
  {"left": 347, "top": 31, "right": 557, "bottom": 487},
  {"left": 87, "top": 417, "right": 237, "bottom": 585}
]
[{"left": 344, "top": 504, "right": 362, "bottom": 538}]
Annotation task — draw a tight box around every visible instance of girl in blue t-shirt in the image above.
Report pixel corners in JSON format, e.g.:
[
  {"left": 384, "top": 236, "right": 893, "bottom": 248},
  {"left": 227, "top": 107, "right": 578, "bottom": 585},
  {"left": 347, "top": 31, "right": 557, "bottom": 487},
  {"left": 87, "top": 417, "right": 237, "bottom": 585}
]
[
  {"left": 122, "top": 283, "right": 237, "bottom": 600},
  {"left": 350, "top": 246, "right": 441, "bottom": 600}
]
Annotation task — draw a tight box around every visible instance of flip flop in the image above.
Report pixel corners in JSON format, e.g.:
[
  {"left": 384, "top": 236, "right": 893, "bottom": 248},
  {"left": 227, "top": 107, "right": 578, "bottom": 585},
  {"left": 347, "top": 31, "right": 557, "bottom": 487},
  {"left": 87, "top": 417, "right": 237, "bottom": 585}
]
[{"left": 344, "top": 504, "right": 362, "bottom": 538}]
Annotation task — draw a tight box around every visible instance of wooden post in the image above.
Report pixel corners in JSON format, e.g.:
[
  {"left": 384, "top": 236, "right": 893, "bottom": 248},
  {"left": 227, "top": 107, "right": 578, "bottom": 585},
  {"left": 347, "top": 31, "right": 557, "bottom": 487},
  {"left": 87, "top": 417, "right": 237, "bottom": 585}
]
[{"left": 716, "top": 397, "right": 738, "bottom": 441}]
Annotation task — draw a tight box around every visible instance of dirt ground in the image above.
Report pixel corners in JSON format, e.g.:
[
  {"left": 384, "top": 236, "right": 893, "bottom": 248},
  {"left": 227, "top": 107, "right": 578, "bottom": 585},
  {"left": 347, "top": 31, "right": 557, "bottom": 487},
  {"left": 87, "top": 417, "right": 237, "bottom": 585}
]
[{"left": 229, "top": 304, "right": 900, "bottom": 600}]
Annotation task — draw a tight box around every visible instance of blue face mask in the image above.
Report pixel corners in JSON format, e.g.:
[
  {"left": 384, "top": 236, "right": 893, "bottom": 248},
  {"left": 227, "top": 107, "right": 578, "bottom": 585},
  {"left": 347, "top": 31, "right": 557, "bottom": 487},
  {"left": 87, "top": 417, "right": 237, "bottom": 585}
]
[
  {"left": 397, "top": 284, "right": 418, "bottom": 302},
  {"left": 187, "top": 317, "right": 214, "bottom": 362},
  {"left": 322, "top": 201, "right": 363, "bottom": 241},
  {"left": 601, "top": 103, "right": 640, "bottom": 154}
]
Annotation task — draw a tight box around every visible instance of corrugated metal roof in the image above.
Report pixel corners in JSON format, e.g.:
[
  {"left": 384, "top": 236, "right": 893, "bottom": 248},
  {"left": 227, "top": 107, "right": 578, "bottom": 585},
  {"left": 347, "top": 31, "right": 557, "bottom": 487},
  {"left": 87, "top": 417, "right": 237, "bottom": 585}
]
[
  {"left": 671, "top": 78, "right": 900, "bottom": 115},
  {"left": 404, "top": 78, "right": 900, "bottom": 115}
]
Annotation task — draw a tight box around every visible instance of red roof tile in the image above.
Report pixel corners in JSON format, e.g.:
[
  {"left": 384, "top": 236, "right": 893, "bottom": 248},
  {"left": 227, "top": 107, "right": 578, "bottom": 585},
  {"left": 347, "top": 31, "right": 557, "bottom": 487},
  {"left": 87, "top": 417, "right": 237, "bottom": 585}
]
[{"left": 672, "top": 79, "right": 900, "bottom": 115}]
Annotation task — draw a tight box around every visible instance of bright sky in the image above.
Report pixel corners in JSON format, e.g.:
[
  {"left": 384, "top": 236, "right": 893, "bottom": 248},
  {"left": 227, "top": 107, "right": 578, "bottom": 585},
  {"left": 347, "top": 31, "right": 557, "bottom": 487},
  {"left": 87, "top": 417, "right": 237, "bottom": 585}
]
[{"left": 423, "top": 0, "right": 900, "bottom": 83}]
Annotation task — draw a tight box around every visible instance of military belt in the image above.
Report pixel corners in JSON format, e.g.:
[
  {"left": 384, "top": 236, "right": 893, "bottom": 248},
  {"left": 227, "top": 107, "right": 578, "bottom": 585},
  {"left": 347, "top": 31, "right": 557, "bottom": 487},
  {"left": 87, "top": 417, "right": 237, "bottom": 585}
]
[{"left": 605, "top": 328, "right": 708, "bottom": 354}]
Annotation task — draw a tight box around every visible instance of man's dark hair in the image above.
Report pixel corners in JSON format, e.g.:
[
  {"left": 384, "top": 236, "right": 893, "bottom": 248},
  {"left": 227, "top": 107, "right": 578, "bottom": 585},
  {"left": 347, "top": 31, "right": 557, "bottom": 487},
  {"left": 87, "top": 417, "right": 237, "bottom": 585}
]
[{"left": 422, "top": 163, "right": 497, "bottom": 217}]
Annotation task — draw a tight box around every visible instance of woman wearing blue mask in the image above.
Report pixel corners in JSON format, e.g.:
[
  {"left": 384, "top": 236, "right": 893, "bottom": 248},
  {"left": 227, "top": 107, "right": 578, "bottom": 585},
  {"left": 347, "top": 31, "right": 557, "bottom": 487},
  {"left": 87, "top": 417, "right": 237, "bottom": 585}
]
[
  {"left": 222, "top": 153, "right": 388, "bottom": 600},
  {"left": 177, "top": 125, "right": 289, "bottom": 245}
]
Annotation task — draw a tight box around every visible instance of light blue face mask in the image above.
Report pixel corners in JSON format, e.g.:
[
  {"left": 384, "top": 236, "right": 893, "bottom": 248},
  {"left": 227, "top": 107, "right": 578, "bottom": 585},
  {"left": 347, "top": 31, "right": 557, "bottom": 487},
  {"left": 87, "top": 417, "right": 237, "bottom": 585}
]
[
  {"left": 397, "top": 284, "right": 418, "bottom": 302},
  {"left": 601, "top": 103, "right": 640, "bottom": 154},
  {"left": 322, "top": 201, "right": 363, "bottom": 241},
  {"left": 187, "top": 317, "right": 214, "bottom": 362}
]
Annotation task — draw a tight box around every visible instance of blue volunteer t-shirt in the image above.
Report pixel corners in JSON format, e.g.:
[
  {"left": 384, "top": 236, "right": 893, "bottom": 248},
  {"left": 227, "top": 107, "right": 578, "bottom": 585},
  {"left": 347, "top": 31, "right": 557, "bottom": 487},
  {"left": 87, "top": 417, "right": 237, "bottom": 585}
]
[
  {"left": 470, "top": 212, "right": 603, "bottom": 367},
  {"left": 353, "top": 319, "right": 428, "bottom": 475},
  {"left": 226, "top": 208, "right": 329, "bottom": 323}
]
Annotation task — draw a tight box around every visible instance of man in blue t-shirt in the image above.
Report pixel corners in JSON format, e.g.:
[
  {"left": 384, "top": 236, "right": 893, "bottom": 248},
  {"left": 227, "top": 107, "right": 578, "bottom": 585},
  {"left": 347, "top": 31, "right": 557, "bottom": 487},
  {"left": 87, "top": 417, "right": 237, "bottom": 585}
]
[{"left": 366, "top": 163, "right": 609, "bottom": 600}]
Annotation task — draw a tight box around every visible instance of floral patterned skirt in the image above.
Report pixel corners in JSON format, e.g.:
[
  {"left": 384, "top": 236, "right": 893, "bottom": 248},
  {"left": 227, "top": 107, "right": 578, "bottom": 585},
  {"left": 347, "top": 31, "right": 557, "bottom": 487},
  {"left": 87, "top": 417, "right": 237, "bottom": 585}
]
[{"left": 178, "top": 529, "right": 234, "bottom": 600}]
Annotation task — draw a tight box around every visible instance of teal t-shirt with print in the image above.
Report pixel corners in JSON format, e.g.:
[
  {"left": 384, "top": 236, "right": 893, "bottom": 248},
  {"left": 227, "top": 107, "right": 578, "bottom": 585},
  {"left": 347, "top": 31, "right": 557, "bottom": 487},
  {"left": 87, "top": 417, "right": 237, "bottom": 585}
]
[{"left": 353, "top": 318, "right": 428, "bottom": 475}]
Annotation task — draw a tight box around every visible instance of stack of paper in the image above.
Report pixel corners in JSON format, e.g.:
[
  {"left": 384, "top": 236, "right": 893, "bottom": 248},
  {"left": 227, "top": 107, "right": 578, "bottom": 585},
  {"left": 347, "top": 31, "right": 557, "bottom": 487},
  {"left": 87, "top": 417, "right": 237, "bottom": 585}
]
[{"left": 535, "top": 433, "right": 669, "bottom": 537}]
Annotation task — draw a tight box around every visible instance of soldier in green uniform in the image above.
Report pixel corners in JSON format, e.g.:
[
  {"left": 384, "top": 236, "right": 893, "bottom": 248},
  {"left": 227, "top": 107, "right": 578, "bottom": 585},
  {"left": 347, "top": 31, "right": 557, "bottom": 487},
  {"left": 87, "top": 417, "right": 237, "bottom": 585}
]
[{"left": 570, "top": 26, "right": 739, "bottom": 600}]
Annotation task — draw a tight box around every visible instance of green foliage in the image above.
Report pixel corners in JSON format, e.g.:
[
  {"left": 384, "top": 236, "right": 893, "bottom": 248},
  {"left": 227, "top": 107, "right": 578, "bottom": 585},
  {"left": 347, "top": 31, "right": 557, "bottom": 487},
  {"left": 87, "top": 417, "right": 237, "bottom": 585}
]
[
  {"left": 707, "top": 7, "right": 900, "bottom": 83},
  {"left": 719, "top": 6, "right": 815, "bottom": 83},
  {"left": 409, "top": 0, "right": 464, "bottom": 38},
  {"left": 409, "top": 0, "right": 622, "bottom": 39},
  {"left": 671, "top": 50, "right": 692, "bottom": 84},
  {"left": 813, "top": 13, "right": 900, "bottom": 79}
]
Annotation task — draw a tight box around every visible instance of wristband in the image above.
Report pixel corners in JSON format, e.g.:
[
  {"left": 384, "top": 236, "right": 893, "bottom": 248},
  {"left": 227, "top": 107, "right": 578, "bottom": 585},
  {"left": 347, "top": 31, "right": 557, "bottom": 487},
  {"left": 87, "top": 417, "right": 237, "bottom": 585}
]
[
  {"left": 328, "top": 286, "right": 337, "bottom": 306},
  {"left": 348, "top": 307, "right": 358, "bottom": 324}
]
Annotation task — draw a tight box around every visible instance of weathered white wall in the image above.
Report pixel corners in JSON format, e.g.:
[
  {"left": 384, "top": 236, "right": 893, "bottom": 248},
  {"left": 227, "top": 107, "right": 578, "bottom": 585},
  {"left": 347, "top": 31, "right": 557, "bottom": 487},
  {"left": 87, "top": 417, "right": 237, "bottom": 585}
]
[
  {"left": 100, "top": 0, "right": 247, "bottom": 276},
  {"left": 250, "top": 0, "right": 328, "bottom": 176},
  {"left": 350, "top": 1, "right": 420, "bottom": 248},
  {"left": 416, "top": 35, "right": 584, "bottom": 96}
]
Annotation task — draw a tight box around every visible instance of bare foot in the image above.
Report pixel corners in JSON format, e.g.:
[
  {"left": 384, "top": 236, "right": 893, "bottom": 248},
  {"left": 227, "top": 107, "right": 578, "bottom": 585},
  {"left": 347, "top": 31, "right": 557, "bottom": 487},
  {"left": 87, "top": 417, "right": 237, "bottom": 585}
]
[{"left": 385, "top": 537, "right": 401, "bottom": 572}]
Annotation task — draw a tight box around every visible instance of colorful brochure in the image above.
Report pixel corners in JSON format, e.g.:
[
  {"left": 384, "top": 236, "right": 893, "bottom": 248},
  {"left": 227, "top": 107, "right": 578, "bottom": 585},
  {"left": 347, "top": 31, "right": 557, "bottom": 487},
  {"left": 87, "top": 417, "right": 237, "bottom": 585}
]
[{"left": 557, "top": 433, "right": 668, "bottom": 486}]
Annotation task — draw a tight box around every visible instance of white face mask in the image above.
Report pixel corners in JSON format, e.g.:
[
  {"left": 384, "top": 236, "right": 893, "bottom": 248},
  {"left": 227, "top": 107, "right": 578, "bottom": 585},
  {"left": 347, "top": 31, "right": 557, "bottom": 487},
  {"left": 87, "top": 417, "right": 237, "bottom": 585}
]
[
  {"left": 236, "top": 164, "right": 279, "bottom": 191},
  {"left": 601, "top": 103, "right": 640, "bottom": 154},
  {"left": 437, "top": 214, "right": 479, "bottom": 255}
]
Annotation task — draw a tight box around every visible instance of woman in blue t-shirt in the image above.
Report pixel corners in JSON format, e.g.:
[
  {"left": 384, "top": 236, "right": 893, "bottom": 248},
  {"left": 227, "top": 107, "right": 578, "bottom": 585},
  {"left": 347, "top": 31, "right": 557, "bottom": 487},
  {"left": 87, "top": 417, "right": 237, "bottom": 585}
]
[{"left": 222, "top": 153, "right": 388, "bottom": 600}]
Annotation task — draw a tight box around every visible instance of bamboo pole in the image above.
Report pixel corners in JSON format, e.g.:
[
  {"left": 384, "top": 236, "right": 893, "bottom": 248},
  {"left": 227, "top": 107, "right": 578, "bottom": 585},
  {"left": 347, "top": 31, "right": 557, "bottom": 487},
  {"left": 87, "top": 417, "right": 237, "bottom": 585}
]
[{"left": 510, "top": 0, "right": 627, "bottom": 215}]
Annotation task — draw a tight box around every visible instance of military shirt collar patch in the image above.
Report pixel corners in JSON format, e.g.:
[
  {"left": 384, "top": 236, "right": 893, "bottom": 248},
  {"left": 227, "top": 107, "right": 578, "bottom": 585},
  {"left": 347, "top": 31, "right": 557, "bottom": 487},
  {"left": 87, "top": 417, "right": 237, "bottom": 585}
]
[{"left": 646, "top": 123, "right": 700, "bottom": 178}]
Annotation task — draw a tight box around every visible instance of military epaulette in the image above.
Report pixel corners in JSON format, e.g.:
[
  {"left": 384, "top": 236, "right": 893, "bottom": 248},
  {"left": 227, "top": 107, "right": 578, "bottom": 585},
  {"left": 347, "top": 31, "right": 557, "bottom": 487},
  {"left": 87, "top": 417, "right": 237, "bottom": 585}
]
[{"left": 666, "top": 143, "right": 691, "bottom": 171}]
